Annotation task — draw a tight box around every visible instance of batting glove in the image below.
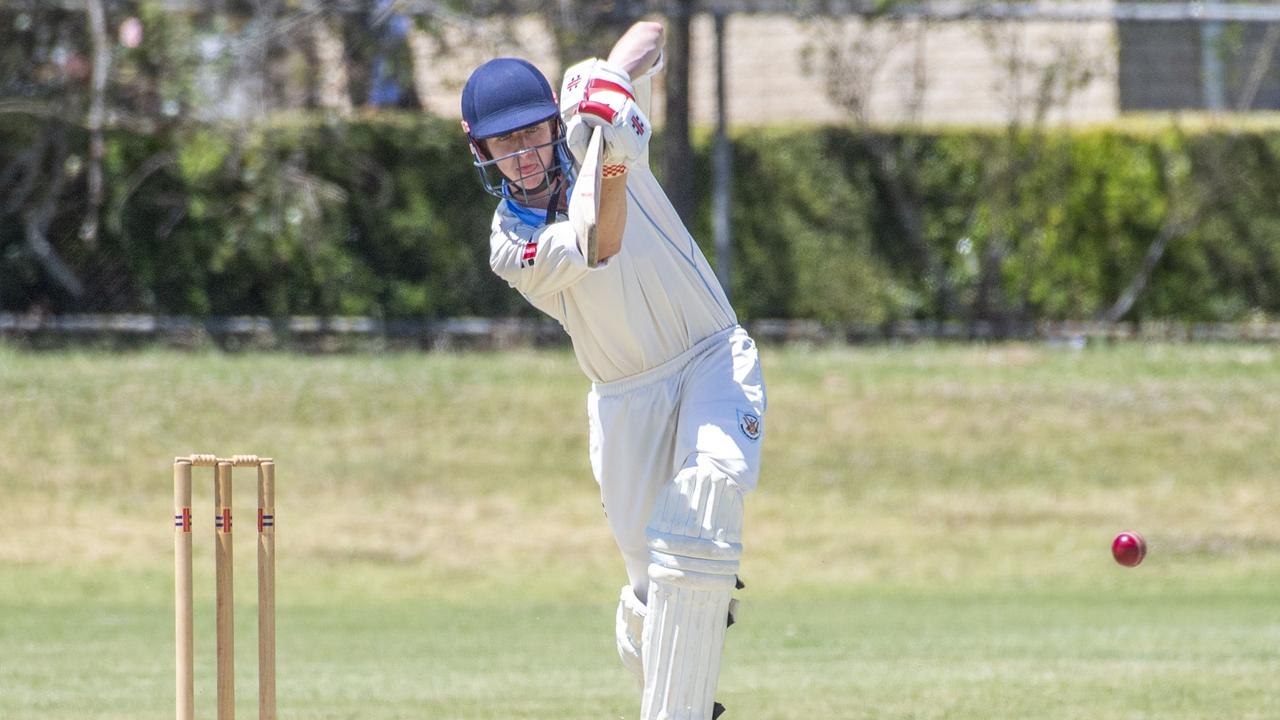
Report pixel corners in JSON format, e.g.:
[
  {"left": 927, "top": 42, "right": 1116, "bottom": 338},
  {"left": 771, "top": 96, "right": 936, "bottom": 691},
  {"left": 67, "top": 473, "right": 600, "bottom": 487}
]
[
  {"left": 560, "top": 58, "right": 600, "bottom": 116},
  {"left": 564, "top": 73, "right": 650, "bottom": 167},
  {"left": 559, "top": 59, "right": 635, "bottom": 118}
]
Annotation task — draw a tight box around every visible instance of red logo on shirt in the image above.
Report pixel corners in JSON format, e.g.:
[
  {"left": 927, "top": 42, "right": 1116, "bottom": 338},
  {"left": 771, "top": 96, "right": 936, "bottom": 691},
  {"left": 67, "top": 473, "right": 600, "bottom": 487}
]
[
  {"left": 567, "top": 75, "right": 582, "bottom": 92},
  {"left": 521, "top": 241, "right": 537, "bottom": 267},
  {"left": 631, "top": 115, "right": 646, "bottom": 136}
]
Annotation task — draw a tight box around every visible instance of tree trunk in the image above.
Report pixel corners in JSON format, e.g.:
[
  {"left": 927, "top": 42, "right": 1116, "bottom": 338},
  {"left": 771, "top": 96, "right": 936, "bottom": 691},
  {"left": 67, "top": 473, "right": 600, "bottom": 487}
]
[
  {"left": 863, "top": 134, "right": 956, "bottom": 318},
  {"left": 661, "top": 0, "right": 695, "bottom": 225},
  {"left": 312, "top": 17, "right": 353, "bottom": 115},
  {"left": 81, "top": 0, "right": 109, "bottom": 248}
]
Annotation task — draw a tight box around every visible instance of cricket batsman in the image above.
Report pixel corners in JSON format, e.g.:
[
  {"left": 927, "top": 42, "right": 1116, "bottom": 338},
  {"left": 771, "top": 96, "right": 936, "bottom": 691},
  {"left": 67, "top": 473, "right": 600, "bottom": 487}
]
[{"left": 460, "top": 21, "right": 766, "bottom": 719}]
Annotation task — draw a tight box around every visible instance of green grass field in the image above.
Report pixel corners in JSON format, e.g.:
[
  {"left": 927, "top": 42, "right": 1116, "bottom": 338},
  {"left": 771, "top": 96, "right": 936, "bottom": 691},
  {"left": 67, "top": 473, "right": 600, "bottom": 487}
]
[{"left": 1, "top": 343, "right": 1278, "bottom": 719}]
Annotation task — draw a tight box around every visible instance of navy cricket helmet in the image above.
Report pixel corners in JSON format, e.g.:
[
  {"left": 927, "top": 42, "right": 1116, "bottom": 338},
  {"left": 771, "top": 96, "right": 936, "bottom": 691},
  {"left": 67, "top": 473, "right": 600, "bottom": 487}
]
[
  {"left": 461, "top": 58, "right": 575, "bottom": 205},
  {"left": 461, "top": 58, "right": 558, "bottom": 140}
]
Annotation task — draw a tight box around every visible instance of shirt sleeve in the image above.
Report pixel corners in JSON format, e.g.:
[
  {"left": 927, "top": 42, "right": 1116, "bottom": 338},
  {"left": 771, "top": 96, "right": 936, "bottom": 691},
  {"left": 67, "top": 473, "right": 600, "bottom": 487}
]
[{"left": 489, "top": 211, "right": 595, "bottom": 300}]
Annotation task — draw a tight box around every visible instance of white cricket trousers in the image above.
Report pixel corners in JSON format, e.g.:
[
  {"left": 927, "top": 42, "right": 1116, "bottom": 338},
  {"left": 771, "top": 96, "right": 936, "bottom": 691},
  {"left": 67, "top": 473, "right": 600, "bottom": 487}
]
[{"left": 587, "top": 325, "right": 767, "bottom": 599}]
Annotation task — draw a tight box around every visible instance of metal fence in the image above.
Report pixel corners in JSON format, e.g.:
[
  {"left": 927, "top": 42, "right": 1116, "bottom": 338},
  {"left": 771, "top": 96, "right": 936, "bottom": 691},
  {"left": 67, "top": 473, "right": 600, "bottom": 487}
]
[{"left": 4, "top": 313, "right": 1279, "bottom": 351}]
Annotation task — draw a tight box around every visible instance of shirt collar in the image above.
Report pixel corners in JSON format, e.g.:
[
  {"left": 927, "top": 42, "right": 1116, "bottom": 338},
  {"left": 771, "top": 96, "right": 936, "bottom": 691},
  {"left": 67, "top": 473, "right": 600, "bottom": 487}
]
[
  {"left": 504, "top": 195, "right": 549, "bottom": 227},
  {"left": 501, "top": 160, "right": 576, "bottom": 227}
]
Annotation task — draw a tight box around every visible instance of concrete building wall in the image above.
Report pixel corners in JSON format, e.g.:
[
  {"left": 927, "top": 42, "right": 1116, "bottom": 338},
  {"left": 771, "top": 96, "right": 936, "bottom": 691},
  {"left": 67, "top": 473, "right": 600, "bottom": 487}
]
[
  {"left": 407, "top": 15, "right": 561, "bottom": 118},
  {"left": 682, "top": 15, "right": 1118, "bottom": 126},
  {"left": 415, "top": 13, "right": 1120, "bottom": 127}
]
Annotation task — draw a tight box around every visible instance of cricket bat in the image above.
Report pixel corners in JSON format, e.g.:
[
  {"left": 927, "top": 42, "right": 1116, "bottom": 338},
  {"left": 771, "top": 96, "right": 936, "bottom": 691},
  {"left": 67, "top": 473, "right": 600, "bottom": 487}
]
[{"left": 569, "top": 126, "right": 604, "bottom": 268}]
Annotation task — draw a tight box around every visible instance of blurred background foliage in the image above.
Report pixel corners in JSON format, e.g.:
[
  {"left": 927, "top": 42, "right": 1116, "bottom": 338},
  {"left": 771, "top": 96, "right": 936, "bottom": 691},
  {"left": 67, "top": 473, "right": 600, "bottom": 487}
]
[
  {"left": 2, "top": 1, "right": 1279, "bottom": 325},
  {"left": 5, "top": 111, "right": 1279, "bottom": 324}
]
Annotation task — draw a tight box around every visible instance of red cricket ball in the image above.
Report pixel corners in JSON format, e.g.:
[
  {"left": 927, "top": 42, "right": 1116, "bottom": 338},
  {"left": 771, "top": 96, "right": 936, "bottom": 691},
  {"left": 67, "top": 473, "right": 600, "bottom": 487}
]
[{"left": 1111, "top": 531, "right": 1147, "bottom": 567}]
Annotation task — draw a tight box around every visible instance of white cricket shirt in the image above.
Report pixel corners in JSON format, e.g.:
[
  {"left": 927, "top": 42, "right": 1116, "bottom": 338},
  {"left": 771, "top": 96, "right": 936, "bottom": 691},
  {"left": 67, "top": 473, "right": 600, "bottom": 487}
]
[{"left": 487, "top": 62, "right": 737, "bottom": 384}]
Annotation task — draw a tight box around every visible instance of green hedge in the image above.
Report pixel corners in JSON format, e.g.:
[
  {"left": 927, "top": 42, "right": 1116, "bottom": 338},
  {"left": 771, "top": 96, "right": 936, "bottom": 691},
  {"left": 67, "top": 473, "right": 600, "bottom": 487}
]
[
  {"left": 700, "top": 123, "right": 1280, "bottom": 324},
  {"left": 3, "top": 113, "right": 1278, "bottom": 323}
]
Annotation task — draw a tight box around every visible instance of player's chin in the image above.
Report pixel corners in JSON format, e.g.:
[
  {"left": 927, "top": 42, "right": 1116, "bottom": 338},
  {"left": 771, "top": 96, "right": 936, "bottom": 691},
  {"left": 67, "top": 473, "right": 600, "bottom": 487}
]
[
  {"left": 516, "top": 167, "right": 547, "bottom": 186},
  {"left": 507, "top": 171, "right": 549, "bottom": 194}
]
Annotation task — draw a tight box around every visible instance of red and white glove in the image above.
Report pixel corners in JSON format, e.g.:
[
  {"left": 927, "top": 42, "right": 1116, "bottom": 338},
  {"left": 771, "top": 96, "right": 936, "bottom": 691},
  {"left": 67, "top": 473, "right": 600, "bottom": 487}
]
[
  {"left": 559, "top": 59, "right": 651, "bottom": 169},
  {"left": 559, "top": 58, "right": 604, "bottom": 116}
]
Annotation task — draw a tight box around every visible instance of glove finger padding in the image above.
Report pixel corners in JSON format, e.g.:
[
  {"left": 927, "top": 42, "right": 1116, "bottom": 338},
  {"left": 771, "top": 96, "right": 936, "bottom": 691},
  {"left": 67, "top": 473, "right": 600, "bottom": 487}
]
[
  {"left": 577, "top": 93, "right": 650, "bottom": 168},
  {"left": 559, "top": 58, "right": 599, "bottom": 118},
  {"left": 560, "top": 58, "right": 648, "bottom": 168},
  {"left": 560, "top": 58, "right": 636, "bottom": 118},
  {"left": 564, "top": 111, "right": 595, "bottom": 165},
  {"left": 586, "top": 59, "right": 635, "bottom": 99}
]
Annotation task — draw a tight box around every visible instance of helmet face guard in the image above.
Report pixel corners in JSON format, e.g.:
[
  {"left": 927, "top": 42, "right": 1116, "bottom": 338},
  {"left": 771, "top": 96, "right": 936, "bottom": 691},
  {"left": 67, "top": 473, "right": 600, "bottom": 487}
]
[
  {"left": 468, "top": 120, "right": 578, "bottom": 206},
  {"left": 461, "top": 57, "right": 574, "bottom": 209}
]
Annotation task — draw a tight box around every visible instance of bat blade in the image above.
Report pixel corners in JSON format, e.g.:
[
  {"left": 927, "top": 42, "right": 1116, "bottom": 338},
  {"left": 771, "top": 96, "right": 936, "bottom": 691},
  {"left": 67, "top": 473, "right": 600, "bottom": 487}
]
[{"left": 569, "top": 126, "right": 604, "bottom": 268}]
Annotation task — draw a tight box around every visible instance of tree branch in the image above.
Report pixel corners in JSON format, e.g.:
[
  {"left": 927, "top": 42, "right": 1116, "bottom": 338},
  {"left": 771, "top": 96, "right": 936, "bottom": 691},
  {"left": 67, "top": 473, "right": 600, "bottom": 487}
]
[
  {"left": 1, "top": 147, "right": 41, "bottom": 216},
  {"left": 1102, "top": 143, "right": 1201, "bottom": 323},
  {"left": 106, "top": 151, "right": 177, "bottom": 236},
  {"left": 25, "top": 206, "right": 86, "bottom": 299},
  {"left": 814, "top": 17, "right": 956, "bottom": 315},
  {"left": 1236, "top": 23, "right": 1280, "bottom": 111}
]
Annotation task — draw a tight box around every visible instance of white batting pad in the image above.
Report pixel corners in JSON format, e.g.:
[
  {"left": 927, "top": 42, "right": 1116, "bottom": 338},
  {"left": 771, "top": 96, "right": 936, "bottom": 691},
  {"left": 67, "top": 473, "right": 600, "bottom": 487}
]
[
  {"left": 641, "top": 463, "right": 743, "bottom": 720},
  {"left": 616, "top": 584, "right": 647, "bottom": 687}
]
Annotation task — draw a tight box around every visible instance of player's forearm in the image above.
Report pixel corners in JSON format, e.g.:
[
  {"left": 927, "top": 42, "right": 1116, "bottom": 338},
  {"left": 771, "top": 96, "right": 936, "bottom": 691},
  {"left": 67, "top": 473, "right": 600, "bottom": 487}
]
[
  {"left": 607, "top": 21, "right": 665, "bottom": 79},
  {"left": 596, "top": 174, "right": 628, "bottom": 262},
  {"left": 591, "top": 21, "right": 654, "bottom": 262}
]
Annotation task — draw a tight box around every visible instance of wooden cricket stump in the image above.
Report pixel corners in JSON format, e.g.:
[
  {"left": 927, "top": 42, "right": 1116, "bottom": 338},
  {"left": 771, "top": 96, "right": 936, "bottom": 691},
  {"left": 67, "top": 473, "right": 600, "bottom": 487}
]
[{"left": 173, "top": 454, "right": 277, "bottom": 720}]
